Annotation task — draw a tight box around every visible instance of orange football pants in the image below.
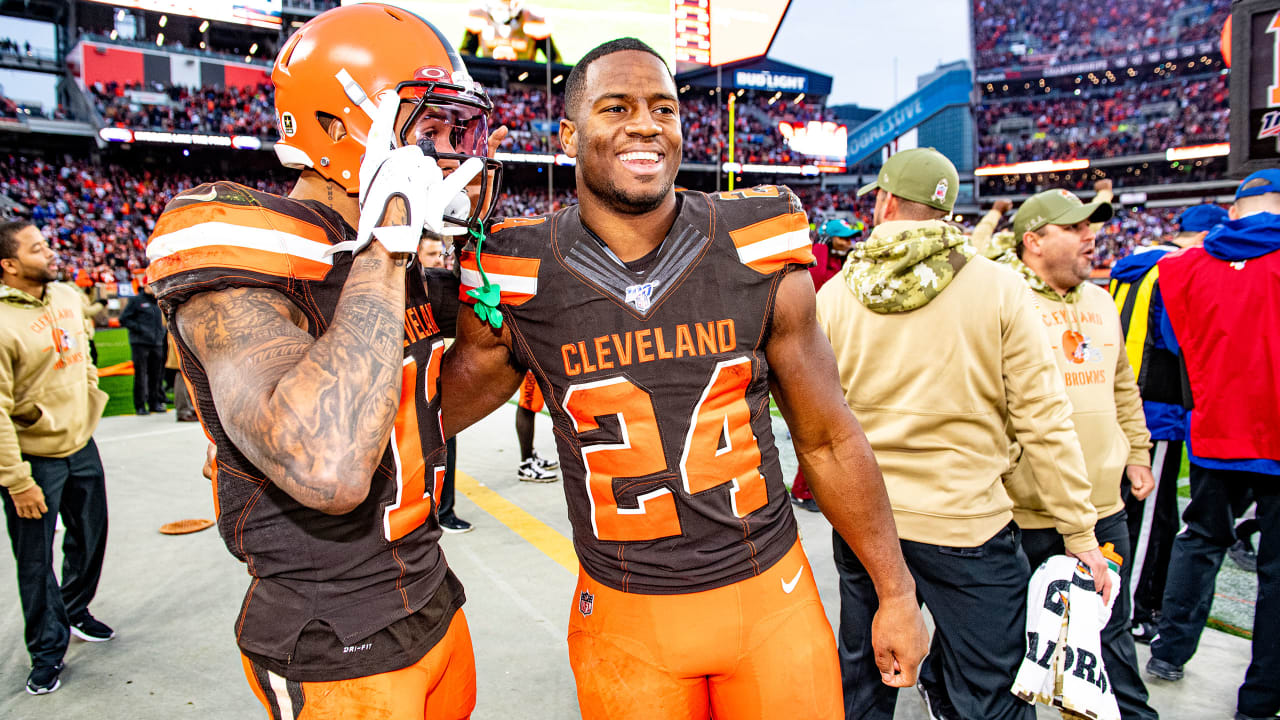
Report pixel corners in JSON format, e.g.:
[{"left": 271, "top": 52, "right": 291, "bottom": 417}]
[
  {"left": 567, "top": 541, "right": 842, "bottom": 720},
  {"left": 242, "top": 609, "right": 475, "bottom": 720},
  {"left": 517, "top": 370, "right": 544, "bottom": 412}
]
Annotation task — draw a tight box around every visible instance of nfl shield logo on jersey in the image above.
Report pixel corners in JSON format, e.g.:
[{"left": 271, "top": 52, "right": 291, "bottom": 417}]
[
  {"left": 624, "top": 281, "right": 657, "bottom": 312},
  {"left": 579, "top": 590, "right": 594, "bottom": 616}
]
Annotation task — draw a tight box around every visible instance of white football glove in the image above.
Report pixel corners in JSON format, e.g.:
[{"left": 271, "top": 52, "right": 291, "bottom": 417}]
[{"left": 328, "top": 96, "right": 485, "bottom": 256}]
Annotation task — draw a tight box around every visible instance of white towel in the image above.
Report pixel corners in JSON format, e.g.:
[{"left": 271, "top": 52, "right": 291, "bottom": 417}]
[{"left": 1011, "top": 555, "right": 1121, "bottom": 720}]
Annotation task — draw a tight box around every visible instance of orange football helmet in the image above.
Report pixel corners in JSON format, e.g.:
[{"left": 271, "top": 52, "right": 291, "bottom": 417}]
[{"left": 272, "top": 2, "right": 501, "bottom": 230}]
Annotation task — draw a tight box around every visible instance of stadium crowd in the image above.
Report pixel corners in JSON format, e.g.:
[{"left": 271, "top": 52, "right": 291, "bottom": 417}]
[
  {"left": 973, "top": 0, "right": 1230, "bottom": 68},
  {"left": 84, "top": 77, "right": 832, "bottom": 165},
  {"left": 0, "top": 149, "right": 1208, "bottom": 287},
  {"left": 977, "top": 75, "right": 1229, "bottom": 164},
  {"left": 0, "top": 155, "right": 289, "bottom": 288},
  {"left": 91, "top": 81, "right": 277, "bottom": 138}
]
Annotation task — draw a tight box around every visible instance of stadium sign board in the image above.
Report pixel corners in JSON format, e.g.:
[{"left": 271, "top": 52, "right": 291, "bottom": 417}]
[
  {"left": 1229, "top": 0, "right": 1280, "bottom": 175},
  {"left": 846, "top": 66, "right": 971, "bottom": 165},
  {"left": 735, "top": 70, "right": 807, "bottom": 92}
]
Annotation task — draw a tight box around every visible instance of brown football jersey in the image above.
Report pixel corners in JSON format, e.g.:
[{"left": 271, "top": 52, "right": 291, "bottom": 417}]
[
  {"left": 461, "top": 186, "right": 815, "bottom": 594},
  {"left": 147, "top": 182, "right": 454, "bottom": 669}
]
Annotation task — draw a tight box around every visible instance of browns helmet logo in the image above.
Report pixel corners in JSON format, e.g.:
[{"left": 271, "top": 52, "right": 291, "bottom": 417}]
[
  {"left": 413, "top": 66, "right": 451, "bottom": 81},
  {"left": 52, "top": 327, "right": 74, "bottom": 353}
]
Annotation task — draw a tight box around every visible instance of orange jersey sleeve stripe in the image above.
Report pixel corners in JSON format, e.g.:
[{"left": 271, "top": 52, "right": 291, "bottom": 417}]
[
  {"left": 728, "top": 212, "right": 814, "bottom": 274},
  {"left": 458, "top": 250, "right": 539, "bottom": 306},
  {"left": 152, "top": 201, "right": 331, "bottom": 246},
  {"left": 148, "top": 244, "right": 332, "bottom": 283}
]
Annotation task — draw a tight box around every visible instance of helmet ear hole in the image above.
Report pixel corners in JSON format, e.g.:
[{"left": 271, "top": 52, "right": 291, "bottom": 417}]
[{"left": 316, "top": 112, "right": 347, "bottom": 141}]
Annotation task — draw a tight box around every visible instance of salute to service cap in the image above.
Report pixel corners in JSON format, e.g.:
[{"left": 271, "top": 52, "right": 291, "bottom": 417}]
[
  {"left": 1013, "top": 188, "right": 1113, "bottom": 240},
  {"left": 857, "top": 147, "right": 959, "bottom": 213}
]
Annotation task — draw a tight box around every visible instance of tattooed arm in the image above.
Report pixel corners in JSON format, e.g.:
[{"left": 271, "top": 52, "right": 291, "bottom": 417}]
[{"left": 176, "top": 243, "right": 410, "bottom": 513}]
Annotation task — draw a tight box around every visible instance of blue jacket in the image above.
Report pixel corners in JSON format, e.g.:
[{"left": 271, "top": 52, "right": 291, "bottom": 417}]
[{"left": 1109, "top": 246, "right": 1185, "bottom": 441}]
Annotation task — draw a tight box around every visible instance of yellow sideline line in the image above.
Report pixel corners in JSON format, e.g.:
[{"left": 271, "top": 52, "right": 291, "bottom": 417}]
[{"left": 454, "top": 470, "right": 579, "bottom": 575}]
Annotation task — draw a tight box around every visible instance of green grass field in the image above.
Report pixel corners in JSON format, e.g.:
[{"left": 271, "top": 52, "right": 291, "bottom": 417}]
[{"left": 94, "top": 327, "right": 173, "bottom": 417}]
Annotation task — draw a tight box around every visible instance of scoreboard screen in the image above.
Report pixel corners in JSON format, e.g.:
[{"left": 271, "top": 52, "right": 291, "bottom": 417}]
[{"left": 1230, "top": 0, "right": 1280, "bottom": 175}]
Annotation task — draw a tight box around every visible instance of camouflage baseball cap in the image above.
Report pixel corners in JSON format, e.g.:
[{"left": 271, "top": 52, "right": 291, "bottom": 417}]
[
  {"left": 1012, "top": 188, "right": 1113, "bottom": 240},
  {"left": 856, "top": 147, "right": 959, "bottom": 212}
]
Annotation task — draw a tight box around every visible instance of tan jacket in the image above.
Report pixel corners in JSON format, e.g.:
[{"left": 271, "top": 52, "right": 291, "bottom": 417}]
[
  {"left": 815, "top": 225, "right": 1099, "bottom": 552},
  {"left": 0, "top": 282, "right": 107, "bottom": 495},
  {"left": 1005, "top": 279, "right": 1152, "bottom": 527}
]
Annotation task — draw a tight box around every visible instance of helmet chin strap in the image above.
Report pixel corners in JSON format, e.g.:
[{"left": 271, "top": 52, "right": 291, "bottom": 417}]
[{"left": 334, "top": 68, "right": 380, "bottom": 121}]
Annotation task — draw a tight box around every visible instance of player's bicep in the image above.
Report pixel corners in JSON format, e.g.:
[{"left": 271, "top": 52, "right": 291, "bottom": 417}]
[
  {"left": 441, "top": 307, "right": 527, "bottom": 437},
  {"left": 175, "top": 287, "right": 314, "bottom": 451},
  {"left": 765, "top": 270, "right": 856, "bottom": 451}
]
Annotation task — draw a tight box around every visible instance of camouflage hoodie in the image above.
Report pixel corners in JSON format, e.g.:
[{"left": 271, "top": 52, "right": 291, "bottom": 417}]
[{"left": 843, "top": 219, "right": 975, "bottom": 313}]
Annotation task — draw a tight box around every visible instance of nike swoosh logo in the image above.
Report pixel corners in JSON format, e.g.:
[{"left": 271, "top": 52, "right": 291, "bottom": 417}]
[
  {"left": 781, "top": 567, "right": 804, "bottom": 594},
  {"left": 182, "top": 186, "right": 219, "bottom": 202}
]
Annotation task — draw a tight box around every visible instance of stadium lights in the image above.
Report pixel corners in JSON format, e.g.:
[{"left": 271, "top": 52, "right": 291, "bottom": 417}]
[
  {"left": 159, "top": 15, "right": 167, "bottom": 28},
  {"left": 552, "top": 75, "right": 563, "bottom": 84},
  {"left": 795, "top": 93, "right": 805, "bottom": 103},
  {"left": 99, "top": 127, "right": 267, "bottom": 150},
  {"left": 249, "top": 43, "right": 258, "bottom": 55},
  {"left": 156, "top": 33, "right": 164, "bottom": 46},
  {"left": 199, "top": 20, "right": 209, "bottom": 33},
  {"left": 1165, "top": 143, "right": 1229, "bottom": 161},
  {"left": 518, "top": 72, "right": 529, "bottom": 81},
  {"left": 974, "top": 159, "right": 1090, "bottom": 176},
  {"left": 199, "top": 41, "right": 206, "bottom": 49},
  {"left": 98, "top": 128, "right": 133, "bottom": 143},
  {"left": 720, "top": 162, "right": 823, "bottom": 176},
  {"left": 109, "top": 29, "right": 118, "bottom": 40}
]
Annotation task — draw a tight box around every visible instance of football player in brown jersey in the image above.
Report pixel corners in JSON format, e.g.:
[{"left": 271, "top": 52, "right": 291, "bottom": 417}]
[
  {"left": 443, "top": 37, "right": 927, "bottom": 719},
  {"left": 145, "top": 5, "right": 503, "bottom": 718}
]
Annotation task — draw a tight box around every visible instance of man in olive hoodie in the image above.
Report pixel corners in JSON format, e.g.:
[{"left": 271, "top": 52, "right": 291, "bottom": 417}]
[
  {"left": 816, "top": 148, "right": 1109, "bottom": 720},
  {"left": 0, "top": 221, "right": 112, "bottom": 696},
  {"left": 1004, "top": 189, "right": 1157, "bottom": 719}
]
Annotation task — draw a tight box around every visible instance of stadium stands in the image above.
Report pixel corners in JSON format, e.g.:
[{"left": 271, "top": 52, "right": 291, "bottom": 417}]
[
  {"left": 1, "top": 155, "right": 288, "bottom": 284},
  {"left": 976, "top": 74, "right": 1228, "bottom": 164},
  {"left": 90, "top": 81, "right": 277, "bottom": 138},
  {"left": 973, "top": 0, "right": 1230, "bottom": 69},
  {"left": 82, "top": 75, "right": 834, "bottom": 166},
  {"left": 0, "top": 147, "right": 1212, "bottom": 287}
]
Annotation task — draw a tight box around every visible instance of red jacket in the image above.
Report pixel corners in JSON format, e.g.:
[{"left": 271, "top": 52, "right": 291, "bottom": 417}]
[
  {"left": 1158, "top": 246, "right": 1280, "bottom": 463},
  {"left": 808, "top": 244, "right": 846, "bottom": 291}
]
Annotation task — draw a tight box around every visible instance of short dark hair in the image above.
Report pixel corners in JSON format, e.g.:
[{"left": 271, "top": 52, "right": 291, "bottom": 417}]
[
  {"left": 564, "top": 37, "right": 671, "bottom": 121},
  {"left": 0, "top": 220, "right": 34, "bottom": 261}
]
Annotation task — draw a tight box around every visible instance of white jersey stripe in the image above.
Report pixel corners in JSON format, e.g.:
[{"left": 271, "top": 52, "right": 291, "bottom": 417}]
[
  {"left": 146, "top": 221, "right": 335, "bottom": 265},
  {"left": 266, "top": 669, "right": 296, "bottom": 720},
  {"left": 735, "top": 229, "right": 811, "bottom": 265},
  {"left": 460, "top": 267, "right": 538, "bottom": 296}
]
